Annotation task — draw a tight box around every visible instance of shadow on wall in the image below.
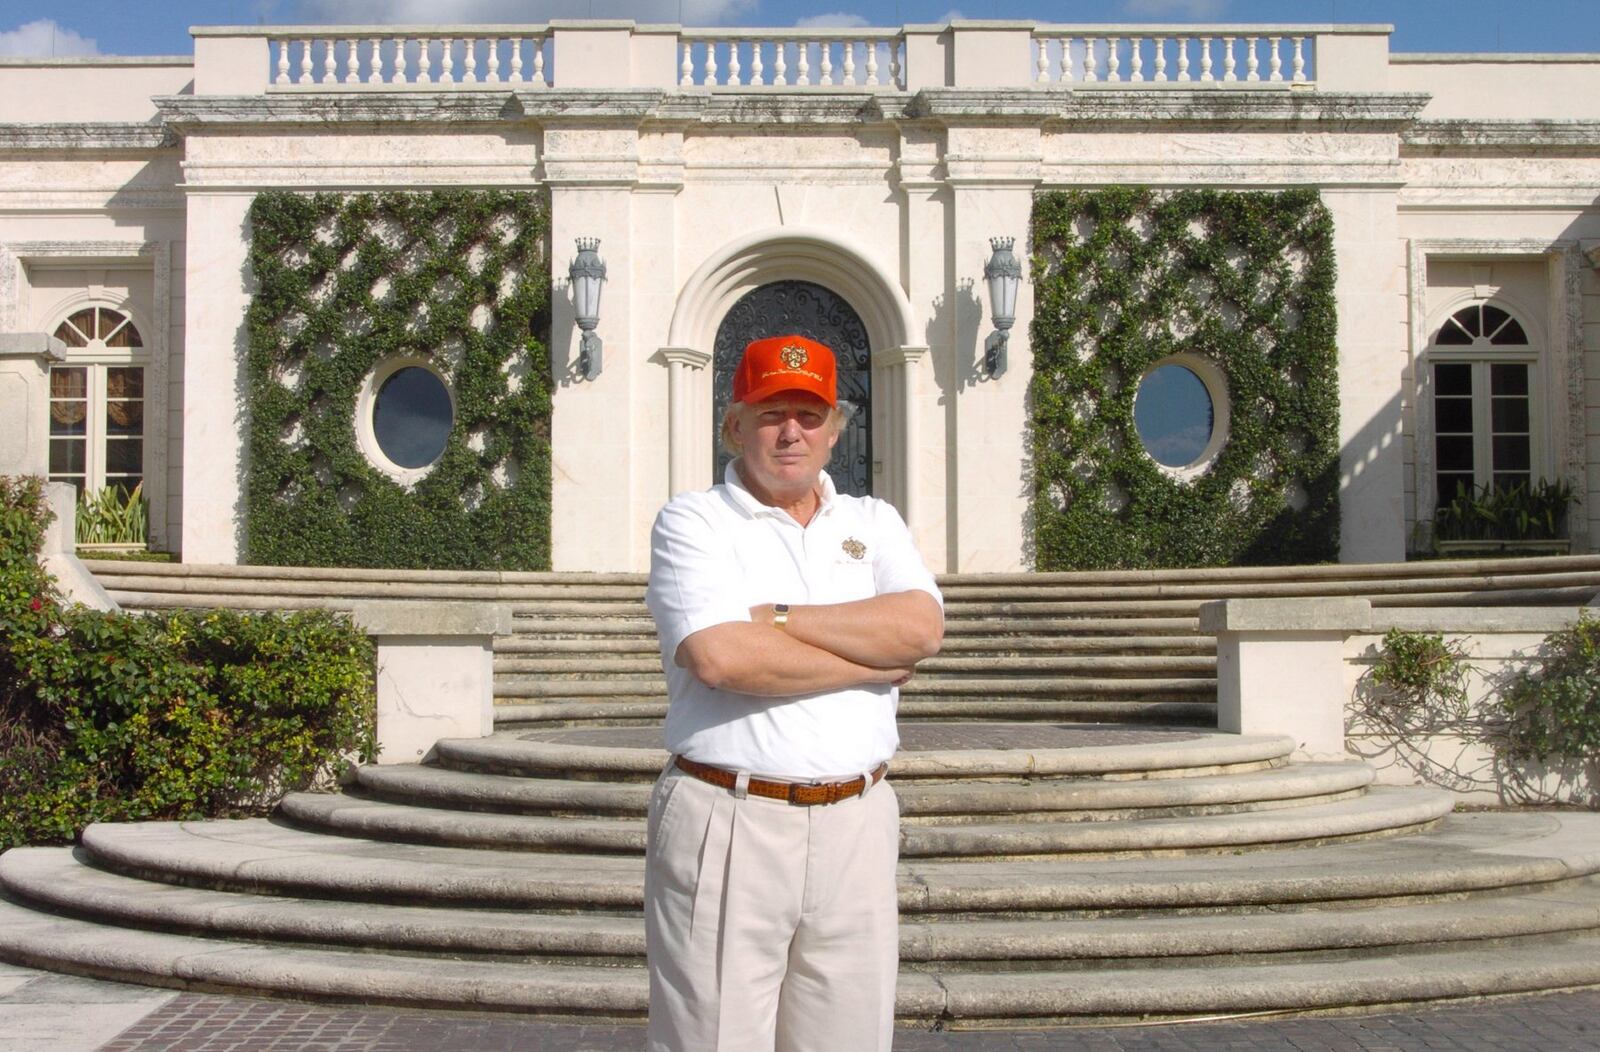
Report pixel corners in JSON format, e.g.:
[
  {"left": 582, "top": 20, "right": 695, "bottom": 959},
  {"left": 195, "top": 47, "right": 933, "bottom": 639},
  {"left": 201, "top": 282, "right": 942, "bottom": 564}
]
[{"left": 925, "top": 278, "right": 982, "bottom": 565}]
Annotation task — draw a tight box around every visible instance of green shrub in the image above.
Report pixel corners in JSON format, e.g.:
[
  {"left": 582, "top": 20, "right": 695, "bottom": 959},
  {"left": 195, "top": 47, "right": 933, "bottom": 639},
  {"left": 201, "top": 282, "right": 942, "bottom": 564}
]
[
  {"left": 1, "top": 475, "right": 376, "bottom": 849},
  {"left": 1497, "top": 614, "right": 1600, "bottom": 764},
  {"left": 1363, "top": 628, "right": 1474, "bottom": 727},
  {"left": 76, "top": 482, "right": 148, "bottom": 547}
]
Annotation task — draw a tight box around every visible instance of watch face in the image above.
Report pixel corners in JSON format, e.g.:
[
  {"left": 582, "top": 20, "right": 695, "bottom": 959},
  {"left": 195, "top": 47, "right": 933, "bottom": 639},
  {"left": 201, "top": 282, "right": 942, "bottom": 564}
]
[{"left": 775, "top": 603, "right": 790, "bottom": 613}]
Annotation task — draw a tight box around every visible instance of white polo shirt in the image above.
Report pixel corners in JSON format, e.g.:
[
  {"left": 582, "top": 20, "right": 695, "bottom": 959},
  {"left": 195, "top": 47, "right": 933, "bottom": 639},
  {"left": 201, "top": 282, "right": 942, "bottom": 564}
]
[{"left": 645, "top": 462, "right": 943, "bottom": 779}]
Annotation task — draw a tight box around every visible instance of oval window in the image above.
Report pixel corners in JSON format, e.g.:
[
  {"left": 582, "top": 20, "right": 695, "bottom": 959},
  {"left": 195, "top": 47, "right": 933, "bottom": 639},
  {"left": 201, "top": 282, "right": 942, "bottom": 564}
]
[
  {"left": 372, "top": 366, "right": 453, "bottom": 469},
  {"left": 1134, "top": 363, "right": 1215, "bottom": 468}
]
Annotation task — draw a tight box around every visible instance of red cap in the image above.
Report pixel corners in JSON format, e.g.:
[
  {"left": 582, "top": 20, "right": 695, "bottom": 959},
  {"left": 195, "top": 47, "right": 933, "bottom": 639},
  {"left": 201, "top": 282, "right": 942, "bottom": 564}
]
[{"left": 732, "top": 334, "right": 838, "bottom": 407}]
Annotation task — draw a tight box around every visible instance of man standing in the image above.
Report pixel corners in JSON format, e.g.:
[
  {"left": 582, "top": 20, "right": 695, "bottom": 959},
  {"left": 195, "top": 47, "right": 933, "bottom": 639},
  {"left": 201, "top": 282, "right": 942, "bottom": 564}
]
[{"left": 643, "top": 333, "right": 944, "bottom": 1051}]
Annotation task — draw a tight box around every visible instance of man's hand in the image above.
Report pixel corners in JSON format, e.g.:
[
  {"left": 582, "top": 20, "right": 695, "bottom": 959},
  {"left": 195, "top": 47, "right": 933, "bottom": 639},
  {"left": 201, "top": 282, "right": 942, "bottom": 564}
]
[
  {"left": 676, "top": 621, "right": 915, "bottom": 698},
  {"left": 750, "top": 590, "right": 943, "bottom": 669}
]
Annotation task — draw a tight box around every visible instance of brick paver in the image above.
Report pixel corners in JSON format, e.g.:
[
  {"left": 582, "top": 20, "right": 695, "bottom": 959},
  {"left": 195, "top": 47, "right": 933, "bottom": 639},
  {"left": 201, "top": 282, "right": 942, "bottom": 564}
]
[{"left": 96, "top": 988, "right": 1600, "bottom": 1051}]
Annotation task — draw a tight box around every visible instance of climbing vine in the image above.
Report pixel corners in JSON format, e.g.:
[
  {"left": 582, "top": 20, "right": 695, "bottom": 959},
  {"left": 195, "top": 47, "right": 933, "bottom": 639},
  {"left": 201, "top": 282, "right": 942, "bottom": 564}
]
[
  {"left": 245, "top": 190, "right": 551, "bottom": 569},
  {"left": 1028, "top": 187, "right": 1340, "bottom": 569}
]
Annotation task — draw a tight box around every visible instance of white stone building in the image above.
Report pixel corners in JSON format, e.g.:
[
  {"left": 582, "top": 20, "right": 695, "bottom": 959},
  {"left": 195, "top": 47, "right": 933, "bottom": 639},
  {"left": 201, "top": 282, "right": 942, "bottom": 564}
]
[{"left": 1, "top": 20, "right": 1598, "bottom": 573}]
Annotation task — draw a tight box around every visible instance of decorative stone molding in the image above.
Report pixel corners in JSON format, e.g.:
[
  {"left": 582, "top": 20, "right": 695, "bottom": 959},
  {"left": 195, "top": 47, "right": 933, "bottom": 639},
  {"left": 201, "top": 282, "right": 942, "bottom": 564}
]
[
  {"left": 1201, "top": 597, "right": 1372, "bottom": 760},
  {"left": 909, "top": 89, "right": 1430, "bottom": 126},
  {"left": 40, "top": 482, "right": 119, "bottom": 612},
  {"left": 155, "top": 93, "right": 517, "bottom": 130},
  {"left": 0, "top": 123, "right": 176, "bottom": 150},
  {"left": 1403, "top": 120, "right": 1600, "bottom": 150},
  {"left": 0, "top": 333, "right": 66, "bottom": 479},
  {"left": 871, "top": 344, "right": 928, "bottom": 521},
  {"left": 350, "top": 600, "right": 514, "bottom": 764},
  {"left": 1582, "top": 240, "right": 1600, "bottom": 271}
]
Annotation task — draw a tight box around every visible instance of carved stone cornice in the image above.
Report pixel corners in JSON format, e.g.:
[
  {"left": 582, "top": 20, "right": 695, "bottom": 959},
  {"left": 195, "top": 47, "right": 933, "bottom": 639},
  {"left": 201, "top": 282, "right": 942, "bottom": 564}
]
[
  {"left": 908, "top": 89, "right": 1431, "bottom": 129},
  {"left": 0, "top": 123, "right": 175, "bottom": 150},
  {"left": 1402, "top": 120, "right": 1600, "bottom": 151},
  {"left": 510, "top": 89, "right": 670, "bottom": 122},
  {"left": 155, "top": 92, "right": 517, "bottom": 131}
]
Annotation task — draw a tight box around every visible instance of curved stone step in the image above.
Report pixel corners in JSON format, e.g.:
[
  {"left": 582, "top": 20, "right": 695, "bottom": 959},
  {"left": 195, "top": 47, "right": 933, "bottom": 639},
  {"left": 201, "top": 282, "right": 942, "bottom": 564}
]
[
  {"left": 6, "top": 849, "right": 1599, "bottom": 965},
  {"left": 350, "top": 760, "right": 1372, "bottom": 820},
  {"left": 63, "top": 812, "right": 1600, "bottom": 915},
  {"left": 488, "top": 699, "right": 1217, "bottom": 727},
  {"left": 493, "top": 675, "right": 1218, "bottom": 698},
  {"left": 7, "top": 890, "right": 1600, "bottom": 1022},
  {"left": 276, "top": 787, "right": 1449, "bottom": 858},
  {"left": 437, "top": 726, "right": 1294, "bottom": 780}
]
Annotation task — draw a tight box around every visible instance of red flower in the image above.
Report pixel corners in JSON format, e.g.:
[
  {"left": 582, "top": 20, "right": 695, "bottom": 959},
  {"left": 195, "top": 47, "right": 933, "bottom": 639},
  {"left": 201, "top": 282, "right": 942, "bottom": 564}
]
[{"left": 30, "top": 597, "right": 43, "bottom": 612}]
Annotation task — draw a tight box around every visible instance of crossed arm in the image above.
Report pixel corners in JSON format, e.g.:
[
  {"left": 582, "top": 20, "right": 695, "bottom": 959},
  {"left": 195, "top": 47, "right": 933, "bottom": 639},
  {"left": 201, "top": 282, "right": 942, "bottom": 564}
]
[{"left": 674, "top": 590, "right": 944, "bottom": 698}]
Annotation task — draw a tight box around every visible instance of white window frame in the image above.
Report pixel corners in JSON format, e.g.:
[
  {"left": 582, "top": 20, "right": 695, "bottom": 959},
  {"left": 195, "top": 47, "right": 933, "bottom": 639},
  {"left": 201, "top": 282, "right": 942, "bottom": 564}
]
[
  {"left": 1417, "top": 298, "right": 1547, "bottom": 527},
  {"left": 47, "top": 305, "right": 153, "bottom": 499}
]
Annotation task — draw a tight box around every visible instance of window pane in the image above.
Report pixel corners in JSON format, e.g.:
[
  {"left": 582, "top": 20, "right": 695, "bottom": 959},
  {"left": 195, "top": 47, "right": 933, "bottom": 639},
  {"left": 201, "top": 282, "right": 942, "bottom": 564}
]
[
  {"left": 1489, "top": 318, "right": 1528, "bottom": 346},
  {"left": 106, "top": 399, "right": 143, "bottom": 436},
  {"left": 50, "top": 401, "right": 87, "bottom": 436},
  {"left": 1481, "top": 304, "right": 1510, "bottom": 335},
  {"left": 106, "top": 367, "right": 144, "bottom": 399},
  {"left": 1435, "top": 397, "right": 1474, "bottom": 434},
  {"left": 50, "top": 367, "right": 87, "bottom": 399},
  {"left": 50, "top": 438, "right": 85, "bottom": 474},
  {"left": 1436, "top": 435, "right": 1474, "bottom": 473},
  {"left": 1493, "top": 472, "right": 1531, "bottom": 492},
  {"left": 105, "top": 438, "right": 144, "bottom": 474},
  {"left": 103, "top": 315, "right": 143, "bottom": 348},
  {"left": 1434, "top": 362, "right": 1472, "bottom": 395},
  {"left": 106, "top": 475, "right": 143, "bottom": 500},
  {"left": 1492, "top": 435, "right": 1530, "bottom": 472},
  {"left": 1434, "top": 320, "right": 1473, "bottom": 346},
  {"left": 1437, "top": 472, "right": 1475, "bottom": 502},
  {"left": 1450, "top": 305, "right": 1483, "bottom": 338},
  {"left": 372, "top": 366, "right": 454, "bottom": 469},
  {"left": 1490, "top": 363, "right": 1528, "bottom": 396},
  {"left": 1491, "top": 398, "right": 1529, "bottom": 434},
  {"left": 1133, "top": 364, "right": 1215, "bottom": 468}
]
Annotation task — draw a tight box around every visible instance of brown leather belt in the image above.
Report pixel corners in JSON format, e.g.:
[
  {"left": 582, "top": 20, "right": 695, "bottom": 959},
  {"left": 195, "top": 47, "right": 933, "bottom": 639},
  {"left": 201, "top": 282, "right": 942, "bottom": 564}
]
[{"left": 674, "top": 755, "right": 887, "bottom": 807}]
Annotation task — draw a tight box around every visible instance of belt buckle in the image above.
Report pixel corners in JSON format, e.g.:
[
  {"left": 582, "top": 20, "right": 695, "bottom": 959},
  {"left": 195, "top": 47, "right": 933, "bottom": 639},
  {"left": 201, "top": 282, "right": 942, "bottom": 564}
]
[{"left": 787, "top": 778, "right": 820, "bottom": 806}]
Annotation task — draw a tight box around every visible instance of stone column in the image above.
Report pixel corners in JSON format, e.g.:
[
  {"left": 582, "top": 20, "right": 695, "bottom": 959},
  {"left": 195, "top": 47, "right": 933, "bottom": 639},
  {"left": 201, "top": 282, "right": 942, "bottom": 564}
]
[
  {"left": 180, "top": 190, "right": 254, "bottom": 564},
  {"left": 0, "top": 332, "right": 66, "bottom": 477},
  {"left": 1200, "top": 597, "right": 1372, "bottom": 761},
  {"left": 871, "top": 344, "right": 929, "bottom": 523},
  {"left": 661, "top": 346, "right": 711, "bottom": 497}
]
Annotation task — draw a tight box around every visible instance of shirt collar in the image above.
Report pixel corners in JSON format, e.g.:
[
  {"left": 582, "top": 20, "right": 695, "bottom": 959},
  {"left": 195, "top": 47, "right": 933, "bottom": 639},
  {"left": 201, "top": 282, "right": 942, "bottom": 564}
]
[{"left": 723, "top": 459, "right": 838, "bottom": 523}]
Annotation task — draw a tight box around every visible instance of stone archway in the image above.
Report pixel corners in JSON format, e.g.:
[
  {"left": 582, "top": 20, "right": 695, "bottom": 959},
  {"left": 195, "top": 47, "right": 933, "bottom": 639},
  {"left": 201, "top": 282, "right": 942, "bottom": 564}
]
[
  {"left": 711, "top": 280, "right": 872, "bottom": 496},
  {"left": 660, "top": 227, "right": 926, "bottom": 516}
]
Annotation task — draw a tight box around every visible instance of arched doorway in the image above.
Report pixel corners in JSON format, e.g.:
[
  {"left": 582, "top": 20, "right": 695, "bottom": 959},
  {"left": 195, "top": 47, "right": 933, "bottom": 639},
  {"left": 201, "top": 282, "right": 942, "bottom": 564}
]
[{"left": 711, "top": 280, "right": 872, "bottom": 497}]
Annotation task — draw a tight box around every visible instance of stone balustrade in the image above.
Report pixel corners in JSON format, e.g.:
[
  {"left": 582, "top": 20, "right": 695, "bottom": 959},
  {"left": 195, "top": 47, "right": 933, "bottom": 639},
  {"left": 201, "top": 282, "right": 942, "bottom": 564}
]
[
  {"left": 191, "top": 21, "right": 1390, "bottom": 95},
  {"left": 677, "top": 31, "right": 905, "bottom": 89},
  {"left": 1032, "top": 28, "right": 1312, "bottom": 85},
  {"left": 267, "top": 29, "right": 553, "bottom": 89}
]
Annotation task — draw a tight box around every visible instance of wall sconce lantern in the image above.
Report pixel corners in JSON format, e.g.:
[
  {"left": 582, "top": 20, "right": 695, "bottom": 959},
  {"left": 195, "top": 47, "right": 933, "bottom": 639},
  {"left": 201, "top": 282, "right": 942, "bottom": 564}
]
[
  {"left": 569, "top": 237, "right": 607, "bottom": 381},
  {"left": 983, "top": 236, "right": 1022, "bottom": 377}
]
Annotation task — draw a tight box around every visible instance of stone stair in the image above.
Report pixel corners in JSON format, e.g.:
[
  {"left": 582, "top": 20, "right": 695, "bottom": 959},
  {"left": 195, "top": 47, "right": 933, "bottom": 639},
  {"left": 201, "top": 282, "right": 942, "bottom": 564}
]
[
  {"left": 82, "top": 554, "right": 1600, "bottom": 732},
  {"left": 5, "top": 723, "right": 1600, "bottom": 1023}
]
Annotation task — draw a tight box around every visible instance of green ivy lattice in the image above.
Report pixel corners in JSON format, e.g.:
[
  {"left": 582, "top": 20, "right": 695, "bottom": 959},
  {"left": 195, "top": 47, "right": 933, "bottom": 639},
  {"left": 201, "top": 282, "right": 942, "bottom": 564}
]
[
  {"left": 1029, "top": 187, "right": 1341, "bottom": 569},
  {"left": 245, "top": 190, "right": 551, "bottom": 569}
]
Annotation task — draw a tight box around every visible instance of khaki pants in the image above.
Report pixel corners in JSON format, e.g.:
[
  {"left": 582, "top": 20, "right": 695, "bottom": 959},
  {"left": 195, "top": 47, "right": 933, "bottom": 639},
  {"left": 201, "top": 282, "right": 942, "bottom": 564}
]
[{"left": 644, "top": 763, "right": 900, "bottom": 1052}]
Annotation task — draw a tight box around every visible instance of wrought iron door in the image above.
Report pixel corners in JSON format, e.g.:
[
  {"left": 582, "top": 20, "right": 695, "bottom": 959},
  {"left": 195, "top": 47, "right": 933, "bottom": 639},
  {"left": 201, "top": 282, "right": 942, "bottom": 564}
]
[{"left": 712, "top": 280, "right": 872, "bottom": 496}]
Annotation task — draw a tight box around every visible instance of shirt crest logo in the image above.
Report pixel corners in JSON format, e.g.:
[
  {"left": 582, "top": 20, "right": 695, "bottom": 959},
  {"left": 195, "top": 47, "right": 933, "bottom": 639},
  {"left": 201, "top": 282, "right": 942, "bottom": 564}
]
[
  {"left": 841, "top": 537, "right": 867, "bottom": 560},
  {"left": 779, "top": 344, "right": 809, "bottom": 369}
]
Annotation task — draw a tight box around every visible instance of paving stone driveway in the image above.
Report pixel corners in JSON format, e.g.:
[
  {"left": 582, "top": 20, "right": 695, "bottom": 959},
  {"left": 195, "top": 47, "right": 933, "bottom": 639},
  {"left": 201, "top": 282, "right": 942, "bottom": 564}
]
[{"left": 70, "top": 981, "right": 1600, "bottom": 1052}]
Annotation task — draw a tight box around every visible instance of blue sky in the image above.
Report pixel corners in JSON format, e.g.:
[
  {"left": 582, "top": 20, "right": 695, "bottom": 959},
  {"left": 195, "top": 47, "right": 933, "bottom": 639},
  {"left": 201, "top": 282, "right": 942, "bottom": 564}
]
[{"left": 0, "top": 1, "right": 1595, "bottom": 57}]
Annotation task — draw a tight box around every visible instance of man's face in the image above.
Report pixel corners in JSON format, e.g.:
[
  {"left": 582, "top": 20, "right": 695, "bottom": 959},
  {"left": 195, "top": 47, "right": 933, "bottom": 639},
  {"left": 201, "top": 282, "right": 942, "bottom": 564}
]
[{"left": 733, "top": 393, "right": 839, "bottom": 500}]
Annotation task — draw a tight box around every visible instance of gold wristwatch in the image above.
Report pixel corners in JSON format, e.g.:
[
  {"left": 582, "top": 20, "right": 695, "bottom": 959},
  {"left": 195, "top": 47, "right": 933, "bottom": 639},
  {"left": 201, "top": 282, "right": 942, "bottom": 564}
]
[{"left": 773, "top": 603, "right": 791, "bottom": 631}]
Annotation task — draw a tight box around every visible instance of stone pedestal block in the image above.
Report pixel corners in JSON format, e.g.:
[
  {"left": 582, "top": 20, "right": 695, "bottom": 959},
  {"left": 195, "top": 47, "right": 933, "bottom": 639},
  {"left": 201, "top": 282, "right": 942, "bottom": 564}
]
[
  {"left": 1200, "top": 597, "right": 1373, "bottom": 761},
  {"left": 0, "top": 333, "right": 66, "bottom": 478},
  {"left": 350, "top": 601, "right": 514, "bottom": 765}
]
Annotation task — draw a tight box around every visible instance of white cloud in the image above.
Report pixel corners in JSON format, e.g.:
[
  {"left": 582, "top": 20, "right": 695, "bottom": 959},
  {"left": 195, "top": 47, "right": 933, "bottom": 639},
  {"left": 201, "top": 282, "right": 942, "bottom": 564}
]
[
  {"left": 279, "top": 0, "right": 754, "bottom": 27},
  {"left": 938, "top": 9, "right": 967, "bottom": 21},
  {"left": 794, "top": 13, "right": 870, "bottom": 29},
  {"left": 0, "top": 19, "right": 100, "bottom": 58},
  {"left": 1120, "top": 0, "right": 1231, "bottom": 17}
]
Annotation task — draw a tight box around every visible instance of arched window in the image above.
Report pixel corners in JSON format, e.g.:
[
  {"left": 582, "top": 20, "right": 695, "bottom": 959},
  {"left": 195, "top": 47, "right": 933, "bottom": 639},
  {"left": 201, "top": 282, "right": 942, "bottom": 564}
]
[
  {"left": 47, "top": 306, "right": 147, "bottom": 498},
  {"left": 1427, "top": 301, "right": 1537, "bottom": 503}
]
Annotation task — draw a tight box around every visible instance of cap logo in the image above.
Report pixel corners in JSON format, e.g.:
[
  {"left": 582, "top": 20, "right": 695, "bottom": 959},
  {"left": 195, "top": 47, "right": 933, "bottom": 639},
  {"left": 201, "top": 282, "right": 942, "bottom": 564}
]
[{"left": 779, "top": 344, "right": 809, "bottom": 369}]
